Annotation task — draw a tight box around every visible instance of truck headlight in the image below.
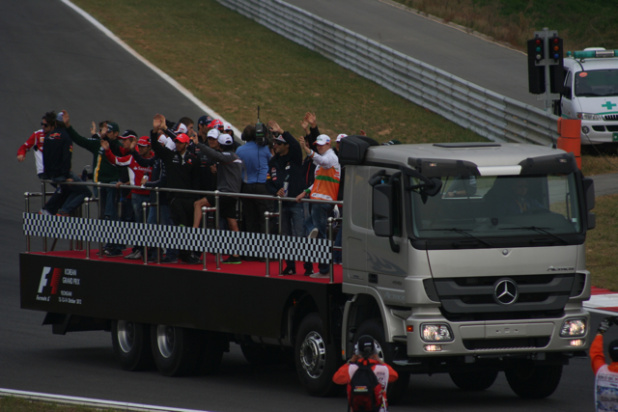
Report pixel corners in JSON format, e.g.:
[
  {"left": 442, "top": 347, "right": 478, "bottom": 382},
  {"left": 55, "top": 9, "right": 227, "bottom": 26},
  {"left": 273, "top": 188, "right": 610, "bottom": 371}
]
[
  {"left": 560, "top": 318, "right": 587, "bottom": 337},
  {"left": 421, "top": 323, "right": 453, "bottom": 342},
  {"left": 578, "top": 112, "right": 603, "bottom": 121}
]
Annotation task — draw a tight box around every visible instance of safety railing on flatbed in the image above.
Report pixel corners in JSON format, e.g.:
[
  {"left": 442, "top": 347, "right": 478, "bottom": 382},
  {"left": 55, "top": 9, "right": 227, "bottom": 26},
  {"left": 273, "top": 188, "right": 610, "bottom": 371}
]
[{"left": 23, "top": 180, "right": 342, "bottom": 283}]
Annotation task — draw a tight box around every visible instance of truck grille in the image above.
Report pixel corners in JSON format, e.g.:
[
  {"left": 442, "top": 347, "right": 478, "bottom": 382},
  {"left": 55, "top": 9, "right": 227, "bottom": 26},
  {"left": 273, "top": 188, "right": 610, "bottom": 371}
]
[
  {"left": 463, "top": 337, "right": 550, "bottom": 350},
  {"left": 426, "top": 274, "right": 583, "bottom": 321},
  {"left": 603, "top": 114, "right": 618, "bottom": 121}
]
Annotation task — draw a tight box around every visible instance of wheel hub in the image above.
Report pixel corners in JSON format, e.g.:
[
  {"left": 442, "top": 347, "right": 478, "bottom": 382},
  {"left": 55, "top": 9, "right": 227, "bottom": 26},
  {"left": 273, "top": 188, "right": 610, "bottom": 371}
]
[
  {"left": 156, "top": 325, "right": 176, "bottom": 358},
  {"left": 299, "top": 331, "right": 326, "bottom": 378}
]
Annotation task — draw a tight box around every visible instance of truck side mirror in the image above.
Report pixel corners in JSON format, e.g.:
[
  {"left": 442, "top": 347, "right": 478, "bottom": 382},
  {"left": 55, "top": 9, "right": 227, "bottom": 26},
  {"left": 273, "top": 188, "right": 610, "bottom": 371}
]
[{"left": 373, "top": 183, "right": 393, "bottom": 237}]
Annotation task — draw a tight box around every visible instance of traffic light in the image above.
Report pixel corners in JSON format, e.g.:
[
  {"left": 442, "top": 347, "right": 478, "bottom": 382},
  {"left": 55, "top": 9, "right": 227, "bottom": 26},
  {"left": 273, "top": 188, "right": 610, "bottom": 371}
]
[
  {"left": 527, "top": 37, "right": 545, "bottom": 94},
  {"left": 549, "top": 36, "right": 564, "bottom": 93}
]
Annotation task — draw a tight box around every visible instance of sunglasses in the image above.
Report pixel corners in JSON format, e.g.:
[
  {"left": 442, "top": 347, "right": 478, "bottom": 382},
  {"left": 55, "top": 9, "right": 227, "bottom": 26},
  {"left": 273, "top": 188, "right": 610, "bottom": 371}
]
[{"left": 41, "top": 122, "right": 48, "bottom": 127}]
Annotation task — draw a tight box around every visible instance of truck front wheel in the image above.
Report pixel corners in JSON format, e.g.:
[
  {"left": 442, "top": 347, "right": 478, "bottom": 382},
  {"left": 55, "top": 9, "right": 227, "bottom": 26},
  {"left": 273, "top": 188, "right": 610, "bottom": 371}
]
[
  {"left": 295, "top": 313, "right": 339, "bottom": 396},
  {"left": 111, "top": 320, "right": 153, "bottom": 371},
  {"left": 151, "top": 325, "right": 203, "bottom": 376},
  {"left": 505, "top": 361, "right": 563, "bottom": 399},
  {"left": 449, "top": 365, "right": 498, "bottom": 391}
]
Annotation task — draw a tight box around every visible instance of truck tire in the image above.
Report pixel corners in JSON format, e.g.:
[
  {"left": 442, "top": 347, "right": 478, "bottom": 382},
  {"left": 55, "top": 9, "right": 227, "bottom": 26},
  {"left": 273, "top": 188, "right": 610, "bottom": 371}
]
[
  {"left": 295, "top": 313, "right": 339, "bottom": 396},
  {"left": 151, "top": 325, "right": 203, "bottom": 376},
  {"left": 111, "top": 320, "right": 153, "bottom": 371},
  {"left": 449, "top": 366, "right": 499, "bottom": 391},
  {"left": 355, "top": 318, "right": 410, "bottom": 405},
  {"left": 505, "top": 361, "right": 562, "bottom": 399}
]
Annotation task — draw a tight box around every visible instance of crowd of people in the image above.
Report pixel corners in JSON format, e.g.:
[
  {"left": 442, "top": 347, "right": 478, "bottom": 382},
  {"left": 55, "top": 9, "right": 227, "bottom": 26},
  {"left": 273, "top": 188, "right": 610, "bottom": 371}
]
[{"left": 17, "top": 110, "right": 352, "bottom": 276}]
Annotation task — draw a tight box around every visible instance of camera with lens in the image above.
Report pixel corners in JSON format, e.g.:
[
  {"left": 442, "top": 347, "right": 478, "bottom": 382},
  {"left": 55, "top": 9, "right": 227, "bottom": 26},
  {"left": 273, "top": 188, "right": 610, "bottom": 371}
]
[{"left": 255, "top": 106, "right": 271, "bottom": 147}]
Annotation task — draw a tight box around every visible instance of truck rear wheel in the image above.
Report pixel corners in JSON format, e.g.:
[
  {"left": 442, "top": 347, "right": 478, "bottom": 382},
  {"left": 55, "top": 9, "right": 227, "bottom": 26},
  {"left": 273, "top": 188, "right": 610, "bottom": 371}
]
[
  {"left": 111, "top": 320, "right": 152, "bottom": 371},
  {"left": 505, "top": 361, "right": 562, "bottom": 399},
  {"left": 151, "top": 325, "right": 203, "bottom": 376},
  {"left": 295, "top": 313, "right": 339, "bottom": 396},
  {"left": 355, "top": 318, "right": 410, "bottom": 404},
  {"left": 449, "top": 365, "right": 498, "bottom": 391}
]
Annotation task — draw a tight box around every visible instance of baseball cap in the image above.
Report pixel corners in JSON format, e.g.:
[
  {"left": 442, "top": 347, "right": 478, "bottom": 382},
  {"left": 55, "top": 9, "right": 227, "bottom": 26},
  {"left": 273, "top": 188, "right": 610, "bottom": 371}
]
[
  {"left": 175, "top": 133, "right": 190, "bottom": 143},
  {"left": 217, "top": 133, "right": 233, "bottom": 146},
  {"left": 137, "top": 136, "right": 150, "bottom": 146},
  {"left": 198, "top": 115, "right": 213, "bottom": 126},
  {"left": 119, "top": 129, "right": 137, "bottom": 140},
  {"left": 174, "top": 122, "right": 188, "bottom": 134},
  {"left": 208, "top": 119, "right": 223, "bottom": 129},
  {"left": 315, "top": 134, "right": 331, "bottom": 146},
  {"left": 274, "top": 134, "right": 287, "bottom": 144},
  {"left": 355, "top": 335, "right": 378, "bottom": 357},
  {"left": 207, "top": 128, "right": 220, "bottom": 140},
  {"left": 224, "top": 122, "right": 233, "bottom": 131},
  {"left": 336, "top": 133, "right": 347, "bottom": 143},
  {"left": 107, "top": 122, "right": 120, "bottom": 133}
]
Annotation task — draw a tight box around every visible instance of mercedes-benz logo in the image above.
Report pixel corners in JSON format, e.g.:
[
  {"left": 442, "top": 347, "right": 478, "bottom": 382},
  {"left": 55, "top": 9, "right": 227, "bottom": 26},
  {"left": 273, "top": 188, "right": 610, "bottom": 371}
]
[{"left": 494, "top": 278, "right": 518, "bottom": 305}]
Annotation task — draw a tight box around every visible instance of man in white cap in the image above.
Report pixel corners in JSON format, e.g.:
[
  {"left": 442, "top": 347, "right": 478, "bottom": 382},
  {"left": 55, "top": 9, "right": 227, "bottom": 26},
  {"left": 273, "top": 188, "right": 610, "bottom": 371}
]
[
  {"left": 296, "top": 134, "right": 341, "bottom": 278},
  {"left": 196, "top": 129, "right": 244, "bottom": 264}
]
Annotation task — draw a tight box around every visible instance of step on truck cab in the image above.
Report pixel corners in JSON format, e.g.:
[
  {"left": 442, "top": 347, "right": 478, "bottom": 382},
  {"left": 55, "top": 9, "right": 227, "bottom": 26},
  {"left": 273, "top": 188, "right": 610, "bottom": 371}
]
[
  {"left": 338, "top": 136, "right": 596, "bottom": 399},
  {"left": 559, "top": 47, "right": 618, "bottom": 145}
]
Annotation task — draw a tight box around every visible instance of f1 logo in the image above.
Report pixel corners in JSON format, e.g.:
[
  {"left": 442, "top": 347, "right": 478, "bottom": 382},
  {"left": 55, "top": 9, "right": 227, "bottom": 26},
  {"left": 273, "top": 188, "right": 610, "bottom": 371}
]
[{"left": 38, "top": 266, "right": 61, "bottom": 295}]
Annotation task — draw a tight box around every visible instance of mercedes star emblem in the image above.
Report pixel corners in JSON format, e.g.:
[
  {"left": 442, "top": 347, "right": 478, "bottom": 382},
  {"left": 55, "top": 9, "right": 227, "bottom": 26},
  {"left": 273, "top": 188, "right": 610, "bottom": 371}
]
[{"left": 494, "top": 278, "right": 518, "bottom": 305}]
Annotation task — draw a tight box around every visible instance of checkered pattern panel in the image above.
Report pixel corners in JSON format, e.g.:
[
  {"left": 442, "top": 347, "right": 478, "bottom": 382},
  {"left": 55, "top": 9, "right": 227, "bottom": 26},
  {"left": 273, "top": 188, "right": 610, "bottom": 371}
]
[{"left": 23, "top": 213, "right": 332, "bottom": 263}]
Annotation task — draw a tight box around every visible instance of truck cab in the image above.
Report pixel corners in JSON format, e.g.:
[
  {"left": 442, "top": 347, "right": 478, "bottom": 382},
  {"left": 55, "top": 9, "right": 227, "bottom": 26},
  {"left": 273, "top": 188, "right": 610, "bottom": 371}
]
[
  {"left": 559, "top": 47, "right": 618, "bottom": 145},
  {"left": 338, "top": 137, "right": 595, "bottom": 399}
]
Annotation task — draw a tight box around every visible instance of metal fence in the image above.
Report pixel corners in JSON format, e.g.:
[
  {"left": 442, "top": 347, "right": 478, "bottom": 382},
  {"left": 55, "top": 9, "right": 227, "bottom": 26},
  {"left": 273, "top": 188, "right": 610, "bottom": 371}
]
[{"left": 217, "top": 0, "right": 559, "bottom": 146}]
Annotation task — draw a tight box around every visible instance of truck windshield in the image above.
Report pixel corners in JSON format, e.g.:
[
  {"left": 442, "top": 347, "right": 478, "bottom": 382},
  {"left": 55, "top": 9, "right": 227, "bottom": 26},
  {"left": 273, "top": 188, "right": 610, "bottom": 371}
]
[
  {"left": 575, "top": 69, "right": 618, "bottom": 97},
  {"left": 409, "top": 173, "right": 584, "bottom": 249}
]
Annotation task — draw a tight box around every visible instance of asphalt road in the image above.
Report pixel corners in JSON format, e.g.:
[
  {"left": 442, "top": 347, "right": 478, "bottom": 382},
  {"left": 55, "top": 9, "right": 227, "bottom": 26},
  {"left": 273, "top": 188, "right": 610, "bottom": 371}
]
[{"left": 0, "top": 1, "right": 606, "bottom": 411}]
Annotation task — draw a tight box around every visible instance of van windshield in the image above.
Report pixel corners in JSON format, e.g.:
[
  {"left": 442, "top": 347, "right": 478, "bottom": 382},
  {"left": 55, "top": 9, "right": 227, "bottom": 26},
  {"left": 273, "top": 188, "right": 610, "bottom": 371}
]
[
  {"left": 575, "top": 69, "right": 618, "bottom": 97},
  {"left": 408, "top": 173, "right": 584, "bottom": 249}
]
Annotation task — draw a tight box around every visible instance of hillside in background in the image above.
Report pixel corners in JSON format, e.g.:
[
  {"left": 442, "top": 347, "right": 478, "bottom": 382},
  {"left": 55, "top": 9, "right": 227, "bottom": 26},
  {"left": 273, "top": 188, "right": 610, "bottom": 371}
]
[{"left": 395, "top": 0, "right": 616, "bottom": 52}]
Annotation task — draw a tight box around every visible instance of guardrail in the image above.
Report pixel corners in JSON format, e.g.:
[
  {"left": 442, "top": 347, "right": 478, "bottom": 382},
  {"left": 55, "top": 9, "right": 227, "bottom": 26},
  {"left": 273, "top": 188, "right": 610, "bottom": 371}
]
[{"left": 217, "top": 0, "right": 559, "bottom": 146}]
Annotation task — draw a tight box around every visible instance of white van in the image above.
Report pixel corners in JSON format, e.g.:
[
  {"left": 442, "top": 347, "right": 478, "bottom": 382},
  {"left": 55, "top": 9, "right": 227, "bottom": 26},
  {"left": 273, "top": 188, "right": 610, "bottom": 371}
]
[{"left": 559, "top": 48, "right": 618, "bottom": 145}]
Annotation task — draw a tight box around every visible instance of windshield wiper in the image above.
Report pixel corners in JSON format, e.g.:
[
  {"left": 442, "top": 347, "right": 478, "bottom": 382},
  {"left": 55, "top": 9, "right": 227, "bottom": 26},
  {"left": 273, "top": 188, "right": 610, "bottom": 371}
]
[
  {"left": 427, "top": 227, "right": 494, "bottom": 247},
  {"left": 500, "top": 226, "right": 569, "bottom": 245}
]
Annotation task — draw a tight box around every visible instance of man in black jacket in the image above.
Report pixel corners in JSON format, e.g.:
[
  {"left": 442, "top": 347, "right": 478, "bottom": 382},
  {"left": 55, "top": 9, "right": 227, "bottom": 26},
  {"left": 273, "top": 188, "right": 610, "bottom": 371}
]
[
  {"left": 151, "top": 113, "right": 201, "bottom": 264},
  {"left": 265, "top": 121, "right": 304, "bottom": 275},
  {"left": 41, "top": 111, "right": 91, "bottom": 216}
]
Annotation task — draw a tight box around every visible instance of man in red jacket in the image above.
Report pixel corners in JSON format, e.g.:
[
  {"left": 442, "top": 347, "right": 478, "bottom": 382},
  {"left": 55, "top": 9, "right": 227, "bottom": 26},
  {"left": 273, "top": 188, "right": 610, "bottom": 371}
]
[
  {"left": 333, "top": 336, "right": 398, "bottom": 412},
  {"left": 591, "top": 316, "right": 618, "bottom": 411}
]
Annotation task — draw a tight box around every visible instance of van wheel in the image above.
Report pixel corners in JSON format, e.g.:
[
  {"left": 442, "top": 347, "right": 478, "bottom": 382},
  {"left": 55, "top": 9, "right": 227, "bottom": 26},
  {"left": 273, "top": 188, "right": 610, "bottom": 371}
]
[
  {"left": 295, "top": 313, "right": 339, "bottom": 396},
  {"left": 151, "top": 325, "right": 203, "bottom": 376},
  {"left": 111, "top": 320, "right": 152, "bottom": 371},
  {"left": 505, "top": 361, "right": 562, "bottom": 399},
  {"left": 355, "top": 318, "right": 410, "bottom": 404}
]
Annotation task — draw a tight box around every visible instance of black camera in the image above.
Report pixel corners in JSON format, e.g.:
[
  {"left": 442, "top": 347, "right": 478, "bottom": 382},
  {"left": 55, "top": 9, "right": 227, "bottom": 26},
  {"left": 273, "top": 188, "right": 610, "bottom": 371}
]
[{"left": 255, "top": 106, "right": 271, "bottom": 147}]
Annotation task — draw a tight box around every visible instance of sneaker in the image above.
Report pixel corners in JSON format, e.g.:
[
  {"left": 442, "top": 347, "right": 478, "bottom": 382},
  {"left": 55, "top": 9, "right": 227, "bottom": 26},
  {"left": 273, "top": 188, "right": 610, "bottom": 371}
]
[
  {"left": 183, "top": 253, "right": 201, "bottom": 265},
  {"left": 161, "top": 255, "right": 178, "bottom": 264},
  {"left": 56, "top": 211, "right": 70, "bottom": 217},
  {"left": 280, "top": 266, "right": 296, "bottom": 276},
  {"left": 103, "top": 249, "right": 123, "bottom": 258},
  {"left": 222, "top": 255, "right": 242, "bottom": 264},
  {"left": 39, "top": 209, "right": 51, "bottom": 216},
  {"left": 310, "top": 272, "right": 329, "bottom": 279},
  {"left": 125, "top": 250, "right": 142, "bottom": 260},
  {"left": 303, "top": 268, "right": 313, "bottom": 276},
  {"left": 308, "top": 228, "right": 319, "bottom": 239}
]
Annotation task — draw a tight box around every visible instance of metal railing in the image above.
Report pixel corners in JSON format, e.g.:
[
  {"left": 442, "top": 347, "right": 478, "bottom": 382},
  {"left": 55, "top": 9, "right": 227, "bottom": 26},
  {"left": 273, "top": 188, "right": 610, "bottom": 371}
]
[
  {"left": 217, "top": 0, "right": 559, "bottom": 146},
  {"left": 24, "top": 180, "right": 342, "bottom": 283}
]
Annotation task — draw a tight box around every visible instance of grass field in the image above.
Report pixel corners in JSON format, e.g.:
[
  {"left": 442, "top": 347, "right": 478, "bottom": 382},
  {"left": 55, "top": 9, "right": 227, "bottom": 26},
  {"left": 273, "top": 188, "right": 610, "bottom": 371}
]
[{"left": 5, "top": 0, "right": 618, "bottom": 409}]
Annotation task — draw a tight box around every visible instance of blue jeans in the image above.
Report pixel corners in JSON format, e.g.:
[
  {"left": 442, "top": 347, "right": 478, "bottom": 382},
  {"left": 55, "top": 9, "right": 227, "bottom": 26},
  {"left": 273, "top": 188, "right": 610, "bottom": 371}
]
[
  {"left": 282, "top": 203, "right": 304, "bottom": 269},
  {"left": 310, "top": 202, "right": 334, "bottom": 274},
  {"left": 99, "top": 185, "right": 118, "bottom": 219},
  {"left": 47, "top": 173, "right": 92, "bottom": 215},
  {"left": 131, "top": 193, "right": 150, "bottom": 224}
]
